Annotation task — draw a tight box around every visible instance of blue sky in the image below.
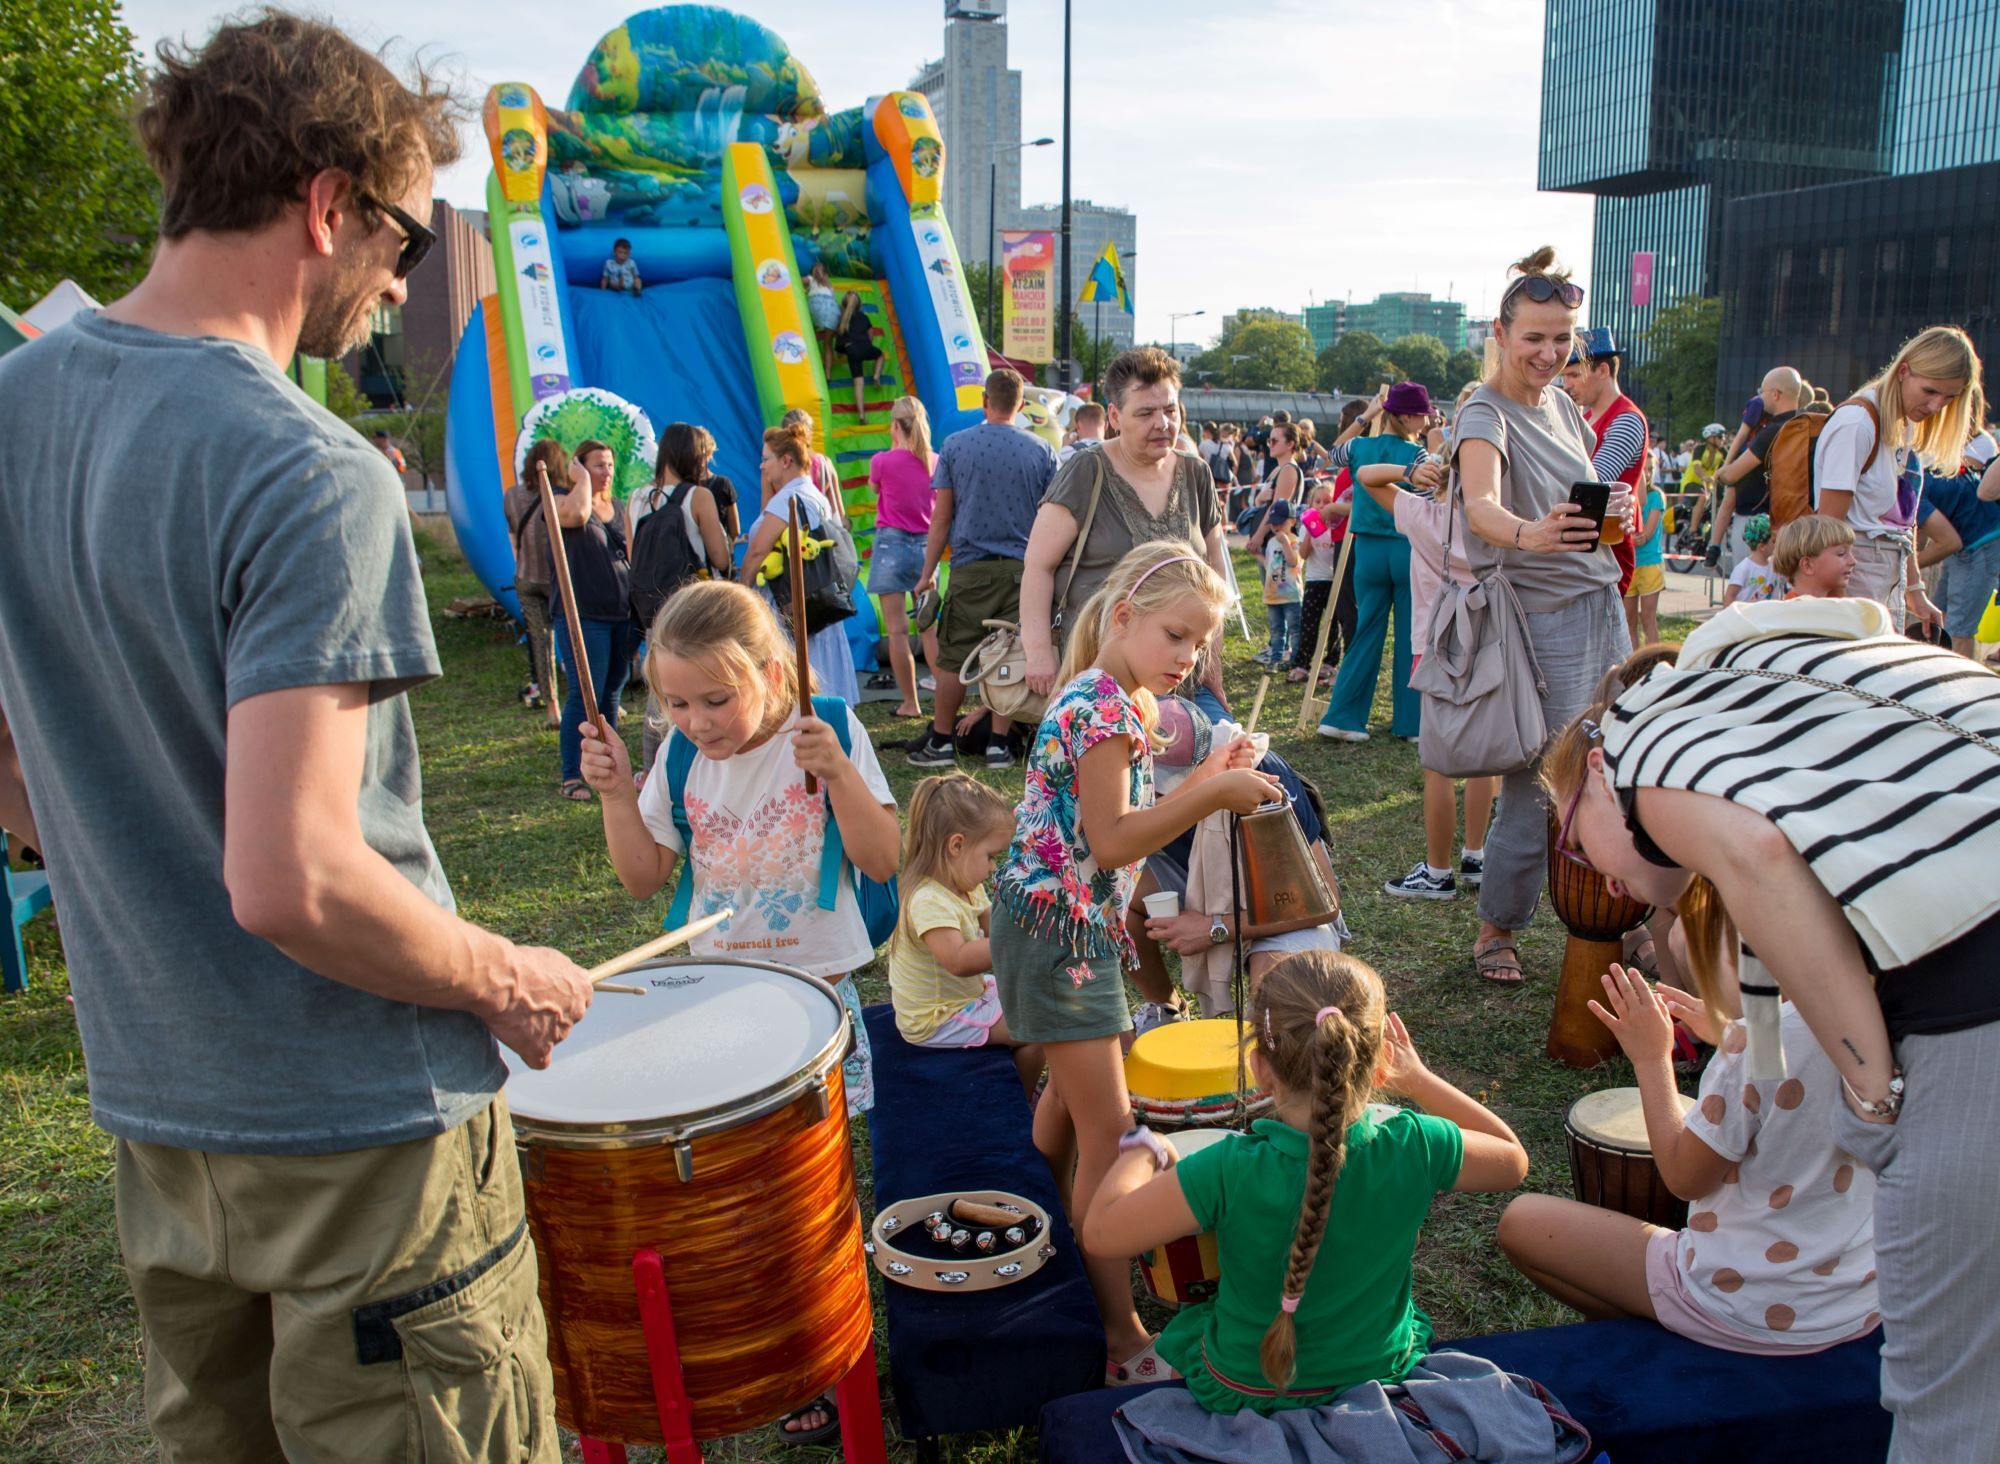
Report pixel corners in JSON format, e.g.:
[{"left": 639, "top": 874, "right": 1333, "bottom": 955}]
[{"left": 124, "top": 0, "right": 1595, "bottom": 347}]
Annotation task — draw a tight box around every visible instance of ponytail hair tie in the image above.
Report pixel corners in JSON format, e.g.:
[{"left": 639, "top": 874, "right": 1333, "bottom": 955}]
[
  {"left": 1314, "top": 1005, "right": 1342, "bottom": 1025},
  {"left": 1279, "top": 1295, "right": 1301, "bottom": 1314}
]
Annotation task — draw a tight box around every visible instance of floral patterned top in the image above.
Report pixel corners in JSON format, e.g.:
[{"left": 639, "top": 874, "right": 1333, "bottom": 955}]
[{"left": 995, "top": 670, "right": 1154, "bottom": 968}]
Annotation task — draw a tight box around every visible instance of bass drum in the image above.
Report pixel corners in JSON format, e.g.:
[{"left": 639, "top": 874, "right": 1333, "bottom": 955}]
[{"left": 505, "top": 958, "right": 867, "bottom": 1444}]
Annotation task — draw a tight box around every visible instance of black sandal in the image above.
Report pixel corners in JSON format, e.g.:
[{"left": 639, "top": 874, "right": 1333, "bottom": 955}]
[{"left": 778, "top": 1393, "right": 839, "bottom": 1445}]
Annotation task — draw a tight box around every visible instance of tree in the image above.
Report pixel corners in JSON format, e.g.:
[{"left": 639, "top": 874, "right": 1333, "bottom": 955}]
[
  {"left": 1386, "top": 333, "right": 1449, "bottom": 394},
  {"left": 1215, "top": 317, "right": 1315, "bottom": 391},
  {"left": 1316, "top": 329, "right": 1389, "bottom": 395},
  {"left": 0, "top": 0, "right": 159, "bottom": 308},
  {"left": 1637, "top": 295, "right": 1721, "bottom": 443},
  {"left": 324, "top": 361, "right": 372, "bottom": 425},
  {"left": 1442, "top": 348, "right": 1483, "bottom": 398}
]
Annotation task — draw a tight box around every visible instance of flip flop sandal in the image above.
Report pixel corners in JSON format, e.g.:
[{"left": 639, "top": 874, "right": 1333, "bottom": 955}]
[
  {"left": 1472, "top": 936, "right": 1525, "bottom": 985},
  {"left": 777, "top": 1394, "right": 839, "bottom": 1445},
  {"left": 557, "top": 780, "right": 594, "bottom": 803},
  {"left": 1106, "top": 1338, "right": 1180, "bottom": 1386}
]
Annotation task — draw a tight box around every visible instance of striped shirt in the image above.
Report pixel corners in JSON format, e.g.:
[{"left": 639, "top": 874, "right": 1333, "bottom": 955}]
[{"left": 1603, "top": 622, "right": 2000, "bottom": 971}]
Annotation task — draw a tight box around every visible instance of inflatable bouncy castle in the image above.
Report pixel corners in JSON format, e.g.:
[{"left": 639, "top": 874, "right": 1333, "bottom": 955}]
[{"left": 446, "top": 5, "right": 991, "bottom": 671}]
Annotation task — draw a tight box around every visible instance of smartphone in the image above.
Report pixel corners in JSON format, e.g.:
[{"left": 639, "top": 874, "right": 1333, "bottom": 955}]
[{"left": 1569, "top": 481, "right": 1613, "bottom": 542}]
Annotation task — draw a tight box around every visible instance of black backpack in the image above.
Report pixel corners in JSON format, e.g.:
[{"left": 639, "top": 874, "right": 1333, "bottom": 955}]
[{"left": 628, "top": 482, "right": 703, "bottom": 630}]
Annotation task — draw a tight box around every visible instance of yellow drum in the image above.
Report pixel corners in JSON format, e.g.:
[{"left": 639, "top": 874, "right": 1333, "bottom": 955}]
[
  {"left": 1125, "top": 1018, "right": 1270, "bottom": 1131},
  {"left": 1138, "top": 1130, "right": 1236, "bottom": 1307}
]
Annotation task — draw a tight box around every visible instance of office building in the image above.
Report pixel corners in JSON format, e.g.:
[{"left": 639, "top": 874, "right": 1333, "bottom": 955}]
[
  {"left": 909, "top": 1, "right": 1023, "bottom": 292},
  {"left": 1345, "top": 293, "right": 1467, "bottom": 352},
  {"left": 1710, "top": 2, "right": 2000, "bottom": 402},
  {"left": 346, "top": 200, "right": 493, "bottom": 410},
  {"left": 1010, "top": 198, "right": 1138, "bottom": 350},
  {"left": 1303, "top": 302, "right": 1345, "bottom": 355},
  {"left": 1538, "top": 0, "right": 1905, "bottom": 357}
]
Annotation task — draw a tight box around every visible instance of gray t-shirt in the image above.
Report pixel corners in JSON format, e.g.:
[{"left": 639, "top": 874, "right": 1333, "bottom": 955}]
[
  {"left": 932, "top": 419, "right": 1057, "bottom": 563},
  {"left": 1450, "top": 382, "right": 1618, "bottom": 613},
  {"left": 0, "top": 313, "right": 501, "bottom": 1155},
  {"left": 1043, "top": 448, "right": 1219, "bottom": 629}
]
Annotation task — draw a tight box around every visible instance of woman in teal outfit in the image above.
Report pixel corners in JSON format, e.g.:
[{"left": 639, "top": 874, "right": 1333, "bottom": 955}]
[{"left": 1317, "top": 382, "right": 1433, "bottom": 742}]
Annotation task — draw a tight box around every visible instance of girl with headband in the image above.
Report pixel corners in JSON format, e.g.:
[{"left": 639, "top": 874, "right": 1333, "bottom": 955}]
[{"left": 990, "top": 539, "right": 1275, "bottom": 1384}]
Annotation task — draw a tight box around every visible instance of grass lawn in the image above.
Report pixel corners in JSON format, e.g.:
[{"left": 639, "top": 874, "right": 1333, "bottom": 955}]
[{"left": 0, "top": 533, "right": 1692, "bottom": 1462}]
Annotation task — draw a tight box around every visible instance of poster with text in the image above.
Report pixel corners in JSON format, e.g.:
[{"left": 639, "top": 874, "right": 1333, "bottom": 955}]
[{"left": 1001, "top": 230, "right": 1056, "bottom": 364}]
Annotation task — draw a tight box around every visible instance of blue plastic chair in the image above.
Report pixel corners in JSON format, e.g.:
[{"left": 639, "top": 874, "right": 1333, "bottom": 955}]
[{"left": 3, "top": 831, "right": 51, "bottom": 994}]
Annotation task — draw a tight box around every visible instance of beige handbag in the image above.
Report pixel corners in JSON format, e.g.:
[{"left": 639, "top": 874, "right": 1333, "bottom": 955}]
[{"left": 958, "top": 454, "right": 1106, "bottom": 725}]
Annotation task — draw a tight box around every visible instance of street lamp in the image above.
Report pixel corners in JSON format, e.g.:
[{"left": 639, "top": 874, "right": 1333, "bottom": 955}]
[
  {"left": 987, "top": 136, "right": 1055, "bottom": 335},
  {"left": 1168, "top": 310, "right": 1205, "bottom": 361}
]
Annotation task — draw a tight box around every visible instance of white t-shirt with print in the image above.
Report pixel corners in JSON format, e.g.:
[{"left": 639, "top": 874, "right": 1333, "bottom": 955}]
[
  {"left": 1727, "top": 555, "right": 1789, "bottom": 604},
  {"left": 1676, "top": 1003, "right": 1879, "bottom": 1345},
  {"left": 637, "top": 705, "right": 894, "bottom": 979},
  {"left": 1812, "top": 388, "right": 1911, "bottom": 535}
]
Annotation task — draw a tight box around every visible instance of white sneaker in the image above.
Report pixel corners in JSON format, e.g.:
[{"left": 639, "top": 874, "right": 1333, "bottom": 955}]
[
  {"left": 1317, "top": 725, "right": 1369, "bottom": 742},
  {"left": 1383, "top": 861, "right": 1457, "bottom": 900}
]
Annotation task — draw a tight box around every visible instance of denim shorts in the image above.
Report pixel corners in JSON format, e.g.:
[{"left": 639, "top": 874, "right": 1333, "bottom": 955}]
[
  {"left": 1941, "top": 536, "right": 2000, "bottom": 639},
  {"left": 869, "top": 525, "right": 926, "bottom": 596}
]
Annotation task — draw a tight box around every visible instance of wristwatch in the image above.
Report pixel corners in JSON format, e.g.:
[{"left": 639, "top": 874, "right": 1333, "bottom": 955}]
[
  {"left": 1118, "top": 1126, "right": 1175, "bottom": 1170},
  {"left": 1209, "top": 915, "right": 1230, "bottom": 945}
]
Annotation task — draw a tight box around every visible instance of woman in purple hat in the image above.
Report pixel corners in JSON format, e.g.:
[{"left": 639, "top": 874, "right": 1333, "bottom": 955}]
[{"left": 1314, "top": 381, "right": 1435, "bottom": 743}]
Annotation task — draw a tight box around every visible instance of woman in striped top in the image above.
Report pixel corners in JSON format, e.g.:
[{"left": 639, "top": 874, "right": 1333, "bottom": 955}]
[{"left": 1541, "top": 598, "right": 2000, "bottom": 1462}]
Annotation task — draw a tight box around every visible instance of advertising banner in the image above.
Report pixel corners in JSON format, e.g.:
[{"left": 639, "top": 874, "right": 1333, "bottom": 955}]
[
  {"left": 1631, "top": 251, "right": 1655, "bottom": 309},
  {"left": 1001, "top": 229, "right": 1056, "bottom": 363},
  {"left": 907, "top": 205, "right": 988, "bottom": 397}
]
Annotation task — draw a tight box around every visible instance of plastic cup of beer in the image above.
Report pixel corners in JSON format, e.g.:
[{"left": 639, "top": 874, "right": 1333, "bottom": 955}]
[{"left": 1601, "top": 487, "right": 1629, "bottom": 546}]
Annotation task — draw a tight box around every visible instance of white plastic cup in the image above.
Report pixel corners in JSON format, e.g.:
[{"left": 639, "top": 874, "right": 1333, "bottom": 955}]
[{"left": 1142, "top": 891, "right": 1181, "bottom": 921}]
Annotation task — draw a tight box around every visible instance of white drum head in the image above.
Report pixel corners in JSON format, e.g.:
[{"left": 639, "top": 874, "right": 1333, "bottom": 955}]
[
  {"left": 504, "top": 958, "right": 845, "bottom": 1134},
  {"left": 1567, "top": 1086, "right": 1695, "bottom": 1152}
]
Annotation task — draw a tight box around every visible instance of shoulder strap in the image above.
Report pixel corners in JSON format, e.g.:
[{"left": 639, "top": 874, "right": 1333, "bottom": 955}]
[
  {"left": 809, "top": 695, "right": 853, "bottom": 914},
  {"left": 1056, "top": 450, "right": 1107, "bottom": 622},
  {"left": 662, "top": 730, "right": 701, "bottom": 928}
]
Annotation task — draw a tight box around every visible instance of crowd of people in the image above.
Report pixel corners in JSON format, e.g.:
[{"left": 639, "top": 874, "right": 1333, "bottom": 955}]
[{"left": 3, "top": 11, "right": 2000, "bottom": 1464}]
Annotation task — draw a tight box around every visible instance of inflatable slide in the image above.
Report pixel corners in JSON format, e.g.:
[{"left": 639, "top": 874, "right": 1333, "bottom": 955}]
[{"left": 445, "top": 4, "right": 990, "bottom": 677}]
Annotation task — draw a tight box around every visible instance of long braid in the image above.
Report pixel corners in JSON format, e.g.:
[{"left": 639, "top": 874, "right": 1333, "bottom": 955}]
[{"left": 1252, "top": 951, "right": 1383, "bottom": 1392}]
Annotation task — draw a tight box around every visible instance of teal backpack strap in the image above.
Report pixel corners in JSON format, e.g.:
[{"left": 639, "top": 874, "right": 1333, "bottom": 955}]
[
  {"left": 811, "top": 694, "right": 848, "bottom": 914},
  {"left": 662, "top": 729, "right": 700, "bottom": 929}
]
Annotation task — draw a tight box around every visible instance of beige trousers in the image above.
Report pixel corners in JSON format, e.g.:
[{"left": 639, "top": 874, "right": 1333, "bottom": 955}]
[
  {"left": 1849, "top": 533, "right": 1913, "bottom": 631},
  {"left": 115, "top": 1096, "right": 557, "bottom": 1463}
]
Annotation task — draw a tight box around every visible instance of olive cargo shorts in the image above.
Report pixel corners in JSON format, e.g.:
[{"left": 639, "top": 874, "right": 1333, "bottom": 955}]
[{"left": 115, "top": 1095, "right": 557, "bottom": 1463}]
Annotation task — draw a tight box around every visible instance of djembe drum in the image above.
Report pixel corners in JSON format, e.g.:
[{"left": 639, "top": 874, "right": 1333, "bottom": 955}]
[
  {"left": 1545, "top": 816, "right": 1652, "bottom": 1068},
  {"left": 1565, "top": 1088, "right": 1696, "bottom": 1228}
]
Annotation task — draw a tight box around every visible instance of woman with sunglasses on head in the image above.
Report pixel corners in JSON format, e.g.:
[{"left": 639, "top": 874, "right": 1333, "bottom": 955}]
[
  {"left": 1448, "top": 247, "right": 1633, "bottom": 984},
  {"left": 1542, "top": 603, "right": 2000, "bottom": 1462}
]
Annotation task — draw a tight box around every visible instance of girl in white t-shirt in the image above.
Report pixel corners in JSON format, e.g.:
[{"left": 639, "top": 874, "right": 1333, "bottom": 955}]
[
  {"left": 1500, "top": 961, "right": 1879, "bottom": 1355},
  {"left": 577, "top": 579, "right": 899, "bottom": 1121},
  {"left": 1813, "top": 326, "right": 1983, "bottom": 630}
]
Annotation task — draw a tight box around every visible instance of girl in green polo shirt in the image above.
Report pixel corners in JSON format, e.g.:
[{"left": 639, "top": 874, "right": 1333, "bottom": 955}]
[{"left": 1083, "top": 951, "right": 1530, "bottom": 1411}]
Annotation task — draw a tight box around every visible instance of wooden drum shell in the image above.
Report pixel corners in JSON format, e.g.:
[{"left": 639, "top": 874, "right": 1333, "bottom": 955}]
[
  {"left": 1545, "top": 818, "right": 1653, "bottom": 1069},
  {"left": 518, "top": 1065, "right": 868, "bottom": 1444},
  {"left": 1564, "top": 1089, "right": 1695, "bottom": 1230}
]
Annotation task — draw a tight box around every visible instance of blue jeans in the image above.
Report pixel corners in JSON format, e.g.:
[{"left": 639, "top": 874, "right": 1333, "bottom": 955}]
[
  {"left": 1940, "top": 535, "right": 2000, "bottom": 639},
  {"left": 1265, "top": 601, "right": 1301, "bottom": 665},
  {"left": 554, "top": 615, "right": 637, "bottom": 782}
]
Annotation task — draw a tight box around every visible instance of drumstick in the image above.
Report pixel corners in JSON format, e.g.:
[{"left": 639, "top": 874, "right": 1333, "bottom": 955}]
[
  {"left": 587, "top": 906, "right": 736, "bottom": 987},
  {"left": 786, "top": 497, "right": 817, "bottom": 794},
  {"left": 536, "top": 460, "right": 602, "bottom": 734},
  {"left": 1244, "top": 675, "right": 1270, "bottom": 736}
]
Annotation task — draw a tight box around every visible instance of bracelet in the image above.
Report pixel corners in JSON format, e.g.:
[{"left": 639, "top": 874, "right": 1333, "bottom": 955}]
[
  {"left": 1841, "top": 1068, "right": 1905, "bottom": 1120},
  {"left": 1514, "top": 521, "right": 1525, "bottom": 549},
  {"left": 1118, "top": 1126, "right": 1174, "bottom": 1170}
]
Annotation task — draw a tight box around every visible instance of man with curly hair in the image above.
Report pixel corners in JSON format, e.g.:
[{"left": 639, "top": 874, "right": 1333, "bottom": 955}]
[{"left": 0, "top": 12, "right": 587, "bottom": 1459}]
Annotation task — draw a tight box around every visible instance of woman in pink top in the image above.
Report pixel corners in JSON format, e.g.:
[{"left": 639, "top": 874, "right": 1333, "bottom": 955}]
[
  {"left": 1358, "top": 461, "right": 1499, "bottom": 903},
  {"left": 869, "top": 395, "right": 941, "bottom": 718}
]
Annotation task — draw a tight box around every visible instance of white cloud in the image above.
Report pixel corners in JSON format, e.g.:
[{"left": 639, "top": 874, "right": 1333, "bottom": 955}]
[{"left": 122, "top": 0, "right": 1593, "bottom": 345}]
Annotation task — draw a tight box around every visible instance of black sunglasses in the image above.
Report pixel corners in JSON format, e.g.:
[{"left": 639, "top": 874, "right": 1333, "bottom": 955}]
[
  {"left": 1503, "top": 274, "right": 1585, "bottom": 310},
  {"left": 361, "top": 194, "right": 436, "bottom": 279}
]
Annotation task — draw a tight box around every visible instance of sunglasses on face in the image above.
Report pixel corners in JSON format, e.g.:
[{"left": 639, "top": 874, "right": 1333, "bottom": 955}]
[
  {"left": 361, "top": 194, "right": 436, "bottom": 279},
  {"left": 1504, "top": 274, "right": 1585, "bottom": 311},
  {"left": 1554, "top": 718, "right": 1604, "bottom": 870}
]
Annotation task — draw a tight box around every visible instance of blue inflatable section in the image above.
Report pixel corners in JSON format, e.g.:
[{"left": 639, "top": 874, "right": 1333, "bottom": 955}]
[
  {"left": 446, "top": 280, "right": 882, "bottom": 670},
  {"left": 556, "top": 224, "right": 734, "bottom": 288},
  {"left": 444, "top": 299, "right": 518, "bottom": 620}
]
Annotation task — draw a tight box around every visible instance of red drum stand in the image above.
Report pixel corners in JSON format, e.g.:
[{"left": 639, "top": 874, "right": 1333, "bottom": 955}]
[{"left": 575, "top": 1248, "right": 888, "bottom": 1464}]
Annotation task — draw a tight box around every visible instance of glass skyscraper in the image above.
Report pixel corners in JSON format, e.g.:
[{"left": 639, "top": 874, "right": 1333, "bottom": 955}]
[
  {"left": 1893, "top": 0, "right": 2000, "bottom": 174},
  {"left": 1539, "top": 0, "right": 1904, "bottom": 358}
]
